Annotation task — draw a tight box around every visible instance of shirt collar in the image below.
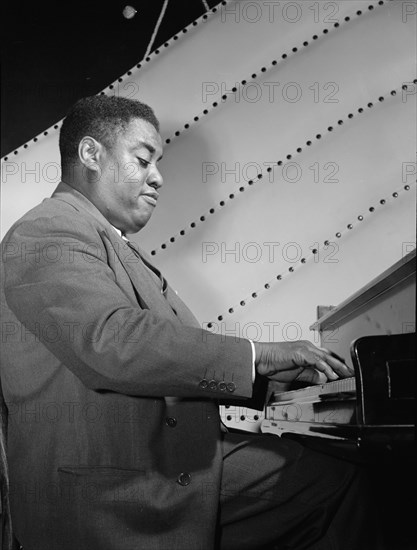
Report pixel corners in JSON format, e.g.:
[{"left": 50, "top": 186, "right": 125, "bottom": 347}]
[{"left": 111, "top": 225, "right": 128, "bottom": 241}]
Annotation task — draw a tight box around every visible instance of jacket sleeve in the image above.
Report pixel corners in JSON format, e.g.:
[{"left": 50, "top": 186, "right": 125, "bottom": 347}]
[{"left": 2, "top": 212, "right": 253, "bottom": 399}]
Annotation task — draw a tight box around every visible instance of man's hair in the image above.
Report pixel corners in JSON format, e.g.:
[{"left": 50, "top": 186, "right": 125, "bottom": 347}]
[{"left": 59, "top": 95, "right": 160, "bottom": 171}]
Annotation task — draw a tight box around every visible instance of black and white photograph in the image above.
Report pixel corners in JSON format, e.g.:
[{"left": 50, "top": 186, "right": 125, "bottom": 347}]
[{"left": 1, "top": 1, "right": 416, "bottom": 548}]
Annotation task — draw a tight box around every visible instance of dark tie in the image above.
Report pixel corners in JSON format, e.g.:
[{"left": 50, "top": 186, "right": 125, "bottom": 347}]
[{"left": 124, "top": 238, "right": 168, "bottom": 297}]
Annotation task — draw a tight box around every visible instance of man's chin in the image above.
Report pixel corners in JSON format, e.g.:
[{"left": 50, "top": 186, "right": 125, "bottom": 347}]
[{"left": 125, "top": 216, "right": 152, "bottom": 235}]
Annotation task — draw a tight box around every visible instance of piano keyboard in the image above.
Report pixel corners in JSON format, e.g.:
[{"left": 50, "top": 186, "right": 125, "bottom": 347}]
[{"left": 270, "top": 376, "right": 356, "bottom": 405}]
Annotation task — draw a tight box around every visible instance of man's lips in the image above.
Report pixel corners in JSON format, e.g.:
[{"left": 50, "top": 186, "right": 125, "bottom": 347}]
[{"left": 142, "top": 193, "right": 158, "bottom": 206}]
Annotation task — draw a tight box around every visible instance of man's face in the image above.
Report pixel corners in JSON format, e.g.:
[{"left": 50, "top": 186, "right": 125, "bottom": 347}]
[{"left": 94, "top": 117, "right": 163, "bottom": 234}]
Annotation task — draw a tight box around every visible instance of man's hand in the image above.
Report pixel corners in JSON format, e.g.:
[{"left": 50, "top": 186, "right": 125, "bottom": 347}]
[{"left": 254, "top": 340, "right": 353, "bottom": 385}]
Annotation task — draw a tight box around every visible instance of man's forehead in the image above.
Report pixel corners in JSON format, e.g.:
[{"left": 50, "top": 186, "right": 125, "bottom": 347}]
[{"left": 124, "top": 118, "right": 162, "bottom": 151}]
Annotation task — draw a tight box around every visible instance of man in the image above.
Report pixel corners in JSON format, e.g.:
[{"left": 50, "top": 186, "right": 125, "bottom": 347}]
[{"left": 1, "top": 96, "right": 379, "bottom": 549}]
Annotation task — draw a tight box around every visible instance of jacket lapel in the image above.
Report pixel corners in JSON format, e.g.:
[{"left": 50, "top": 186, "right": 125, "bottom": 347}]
[{"left": 51, "top": 182, "right": 180, "bottom": 321}]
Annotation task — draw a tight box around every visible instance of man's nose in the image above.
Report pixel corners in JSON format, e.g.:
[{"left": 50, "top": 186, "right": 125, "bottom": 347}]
[{"left": 148, "top": 165, "right": 163, "bottom": 190}]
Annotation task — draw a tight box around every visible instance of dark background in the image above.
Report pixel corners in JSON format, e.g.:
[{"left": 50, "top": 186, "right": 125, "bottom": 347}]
[{"left": 1, "top": 0, "right": 218, "bottom": 156}]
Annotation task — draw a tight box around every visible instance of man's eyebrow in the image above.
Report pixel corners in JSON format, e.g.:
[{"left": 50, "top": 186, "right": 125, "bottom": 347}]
[{"left": 134, "top": 140, "right": 163, "bottom": 161}]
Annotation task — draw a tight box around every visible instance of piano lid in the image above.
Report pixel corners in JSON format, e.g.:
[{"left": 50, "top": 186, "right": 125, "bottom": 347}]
[{"left": 310, "top": 249, "right": 415, "bottom": 333}]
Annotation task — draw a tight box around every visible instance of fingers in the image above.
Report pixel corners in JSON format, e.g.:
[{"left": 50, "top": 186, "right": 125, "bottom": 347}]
[
  {"left": 316, "top": 346, "right": 353, "bottom": 378},
  {"left": 311, "top": 357, "right": 339, "bottom": 381},
  {"left": 295, "top": 368, "right": 328, "bottom": 385}
]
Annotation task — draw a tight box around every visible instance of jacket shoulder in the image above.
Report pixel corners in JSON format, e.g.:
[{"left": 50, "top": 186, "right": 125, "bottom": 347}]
[{"left": 2, "top": 197, "right": 101, "bottom": 246}]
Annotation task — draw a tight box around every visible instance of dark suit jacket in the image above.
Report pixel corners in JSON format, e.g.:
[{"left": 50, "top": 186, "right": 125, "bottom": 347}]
[{"left": 0, "top": 181, "right": 253, "bottom": 550}]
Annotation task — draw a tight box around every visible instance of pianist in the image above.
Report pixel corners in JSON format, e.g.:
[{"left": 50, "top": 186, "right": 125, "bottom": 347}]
[{"left": 1, "top": 95, "right": 383, "bottom": 549}]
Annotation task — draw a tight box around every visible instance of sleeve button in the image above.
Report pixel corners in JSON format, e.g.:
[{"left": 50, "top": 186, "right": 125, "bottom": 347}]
[
  {"left": 199, "top": 379, "right": 208, "bottom": 389},
  {"left": 226, "top": 382, "right": 236, "bottom": 393},
  {"left": 208, "top": 380, "right": 218, "bottom": 390},
  {"left": 218, "top": 381, "right": 227, "bottom": 391}
]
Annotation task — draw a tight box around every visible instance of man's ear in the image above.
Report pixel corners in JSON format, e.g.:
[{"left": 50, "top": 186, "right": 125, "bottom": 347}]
[{"left": 78, "top": 136, "right": 103, "bottom": 172}]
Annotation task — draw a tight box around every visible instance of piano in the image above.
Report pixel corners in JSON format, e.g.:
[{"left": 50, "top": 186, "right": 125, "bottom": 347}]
[{"left": 262, "top": 249, "right": 416, "bottom": 451}]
